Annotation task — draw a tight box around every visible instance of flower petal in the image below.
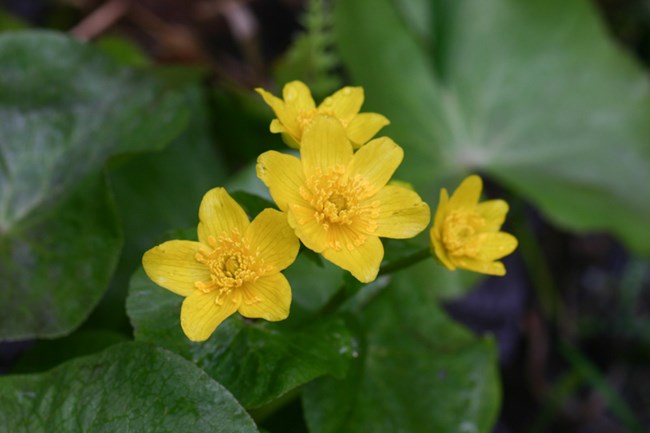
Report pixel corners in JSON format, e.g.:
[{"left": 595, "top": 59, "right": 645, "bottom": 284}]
[
  {"left": 448, "top": 175, "right": 482, "bottom": 210},
  {"left": 282, "top": 80, "right": 316, "bottom": 113},
  {"left": 180, "top": 290, "right": 239, "bottom": 342},
  {"left": 288, "top": 204, "right": 329, "bottom": 252},
  {"left": 319, "top": 86, "right": 364, "bottom": 123},
  {"left": 455, "top": 258, "right": 506, "bottom": 276},
  {"left": 238, "top": 272, "right": 291, "bottom": 321},
  {"left": 432, "top": 188, "right": 450, "bottom": 240},
  {"left": 475, "top": 232, "right": 518, "bottom": 261},
  {"left": 256, "top": 88, "right": 300, "bottom": 139},
  {"left": 372, "top": 185, "right": 430, "bottom": 238},
  {"left": 477, "top": 199, "right": 509, "bottom": 232},
  {"left": 256, "top": 151, "right": 307, "bottom": 212},
  {"left": 270, "top": 119, "right": 285, "bottom": 133},
  {"left": 322, "top": 235, "right": 383, "bottom": 283},
  {"left": 348, "top": 137, "right": 403, "bottom": 194},
  {"left": 430, "top": 231, "right": 456, "bottom": 271},
  {"left": 301, "top": 115, "right": 353, "bottom": 178},
  {"left": 245, "top": 208, "right": 300, "bottom": 272},
  {"left": 142, "top": 240, "right": 208, "bottom": 297},
  {"left": 346, "top": 113, "right": 390, "bottom": 147},
  {"left": 198, "top": 188, "right": 250, "bottom": 244}
]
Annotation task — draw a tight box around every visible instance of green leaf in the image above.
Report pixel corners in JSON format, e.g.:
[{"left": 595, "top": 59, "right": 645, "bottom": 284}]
[
  {"left": 302, "top": 274, "right": 501, "bottom": 433},
  {"left": 0, "top": 342, "right": 259, "bottom": 433},
  {"left": 0, "top": 31, "right": 188, "bottom": 340},
  {"left": 0, "top": 175, "right": 122, "bottom": 340},
  {"left": 10, "top": 329, "right": 129, "bottom": 374},
  {"left": 335, "top": 0, "right": 650, "bottom": 254},
  {"left": 127, "top": 267, "right": 357, "bottom": 408}
]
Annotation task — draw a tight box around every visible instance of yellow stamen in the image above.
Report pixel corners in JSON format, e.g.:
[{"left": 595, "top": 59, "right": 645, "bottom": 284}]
[
  {"left": 299, "top": 166, "right": 379, "bottom": 250},
  {"left": 441, "top": 210, "right": 486, "bottom": 258},
  {"left": 193, "top": 229, "right": 269, "bottom": 305}
]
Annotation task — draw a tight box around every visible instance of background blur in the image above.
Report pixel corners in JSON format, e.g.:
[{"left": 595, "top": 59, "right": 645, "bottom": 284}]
[{"left": 1, "top": 0, "right": 650, "bottom": 432}]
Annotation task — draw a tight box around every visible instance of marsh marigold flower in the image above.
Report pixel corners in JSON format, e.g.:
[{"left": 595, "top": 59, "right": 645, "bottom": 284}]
[
  {"left": 256, "top": 115, "right": 430, "bottom": 283},
  {"left": 430, "top": 175, "right": 517, "bottom": 276},
  {"left": 256, "top": 80, "right": 389, "bottom": 149},
  {"left": 142, "top": 188, "right": 299, "bottom": 342}
]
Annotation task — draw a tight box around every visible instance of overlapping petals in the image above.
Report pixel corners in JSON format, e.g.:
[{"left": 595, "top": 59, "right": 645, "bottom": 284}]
[
  {"left": 256, "top": 80, "right": 390, "bottom": 149},
  {"left": 142, "top": 188, "right": 300, "bottom": 341},
  {"left": 257, "top": 115, "right": 430, "bottom": 283},
  {"left": 429, "top": 175, "right": 518, "bottom": 276}
]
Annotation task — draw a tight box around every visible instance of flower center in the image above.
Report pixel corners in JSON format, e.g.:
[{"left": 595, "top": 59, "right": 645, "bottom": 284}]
[
  {"left": 299, "top": 166, "right": 379, "bottom": 250},
  {"left": 442, "top": 210, "right": 486, "bottom": 258},
  {"left": 296, "top": 107, "right": 343, "bottom": 130},
  {"left": 194, "top": 229, "right": 267, "bottom": 305}
]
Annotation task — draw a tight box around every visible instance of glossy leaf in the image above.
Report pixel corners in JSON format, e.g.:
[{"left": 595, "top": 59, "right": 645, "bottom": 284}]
[
  {"left": 0, "top": 342, "right": 259, "bottom": 433},
  {"left": 0, "top": 31, "right": 188, "bottom": 340},
  {"left": 127, "top": 266, "right": 357, "bottom": 408},
  {"left": 302, "top": 272, "right": 501, "bottom": 433},
  {"left": 335, "top": 0, "right": 650, "bottom": 254}
]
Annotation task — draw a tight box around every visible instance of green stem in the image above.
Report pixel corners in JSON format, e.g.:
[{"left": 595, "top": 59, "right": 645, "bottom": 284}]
[
  {"left": 319, "top": 246, "right": 433, "bottom": 315},
  {"left": 378, "top": 247, "right": 432, "bottom": 276}
]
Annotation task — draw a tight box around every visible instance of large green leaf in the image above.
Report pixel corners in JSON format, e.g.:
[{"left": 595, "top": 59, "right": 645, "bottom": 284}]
[
  {"left": 0, "top": 342, "right": 259, "bottom": 433},
  {"left": 127, "top": 266, "right": 357, "bottom": 408},
  {"left": 0, "top": 31, "right": 188, "bottom": 340},
  {"left": 302, "top": 271, "right": 501, "bottom": 433},
  {"left": 335, "top": 0, "right": 650, "bottom": 254}
]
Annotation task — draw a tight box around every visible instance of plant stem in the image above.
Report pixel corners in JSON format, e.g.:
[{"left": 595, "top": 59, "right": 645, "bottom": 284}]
[{"left": 319, "top": 246, "right": 433, "bottom": 315}]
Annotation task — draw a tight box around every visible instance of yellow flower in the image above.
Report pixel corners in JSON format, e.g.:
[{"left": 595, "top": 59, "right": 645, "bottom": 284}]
[
  {"left": 142, "top": 188, "right": 300, "bottom": 342},
  {"left": 256, "top": 80, "right": 390, "bottom": 149},
  {"left": 256, "top": 115, "right": 430, "bottom": 283},
  {"left": 430, "top": 175, "right": 518, "bottom": 276}
]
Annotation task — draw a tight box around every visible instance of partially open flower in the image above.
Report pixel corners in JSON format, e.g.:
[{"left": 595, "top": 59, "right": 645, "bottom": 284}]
[
  {"left": 256, "top": 80, "right": 390, "bottom": 149},
  {"left": 430, "top": 175, "right": 517, "bottom": 276},
  {"left": 142, "top": 188, "right": 299, "bottom": 341}
]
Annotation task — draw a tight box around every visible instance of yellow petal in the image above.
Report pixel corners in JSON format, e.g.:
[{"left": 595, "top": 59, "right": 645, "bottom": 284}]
[
  {"left": 477, "top": 199, "right": 509, "bottom": 232},
  {"left": 346, "top": 113, "right": 390, "bottom": 147},
  {"left": 348, "top": 137, "right": 403, "bottom": 194},
  {"left": 432, "top": 188, "right": 450, "bottom": 240},
  {"left": 455, "top": 257, "right": 506, "bottom": 276},
  {"left": 142, "top": 240, "right": 208, "bottom": 297},
  {"left": 197, "top": 188, "right": 250, "bottom": 244},
  {"left": 475, "top": 232, "right": 518, "bottom": 261},
  {"left": 287, "top": 204, "right": 329, "bottom": 252},
  {"left": 448, "top": 175, "right": 482, "bottom": 210},
  {"left": 180, "top": 290, "right": 239, "bottom": 341},
  {"left": 430, "top": 229, "right": 456, "bottom": 271},
  {"left": 282, "top": 80, "right": 316, "bottom": 113},
  {"left": 372, "top": 185, "right": 430, "bottom": 238},
  {"left": 256, "top": 88, "right": 300, "bottom": 139},
  {"left": 238, "top": 272, "right": 291, "bottom": 321},
  {"left": 256, "top": 151, "right": 307, "bottom": 212},
  {"left": 321, "top": 235, "right": 383, "bottom": 283},
  {"left": 319, "top": 86, "right": 363, "bottom": 123},
  {"left": 245, "top": 209, "right": 300, "bottom": 272},
  {"left": 301, "top": 115, "right": 353, "bottom": 178},
  {"left": 270, "top": 119, "right": 285, "bottom": 133},
  {"left": 280, "top": 133, "right": 301, "bottom": 149}
]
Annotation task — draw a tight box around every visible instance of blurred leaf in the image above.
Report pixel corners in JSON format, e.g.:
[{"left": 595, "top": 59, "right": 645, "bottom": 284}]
[
  {"left": 335, "top": 0, "right": 650, "bottom": 254},
  {"left": 0, "top": 31, "right": 188, "bottom": 340},
  {"left": 127, "top": 267, "right": 357, "bottom": 408},
  {"left": 0, "top": 342, "right": 259, "bottom": 433},
  {"left": 95, "top": 34, "right": 150, "bottom": 67},
  {"left": 91, "top": 84, "right": 227, "bottom": 331},
  {"left": 230, "top": 190, "right": 277, "bottom": 218},
  {"left": 274, "top": 0, "right": 341, "bottom": 100},
  {"left": 0, "top": 175, "right": 122, "bottom": 341},
  {"left": 0, "top": 11, "right": 28, "bottom": 31},
  {"left": 302, "top": 273, "right": 501, "bottom": 433},
  {"left": 10, "top": 329, "right": 128, "bottom": 374}
]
